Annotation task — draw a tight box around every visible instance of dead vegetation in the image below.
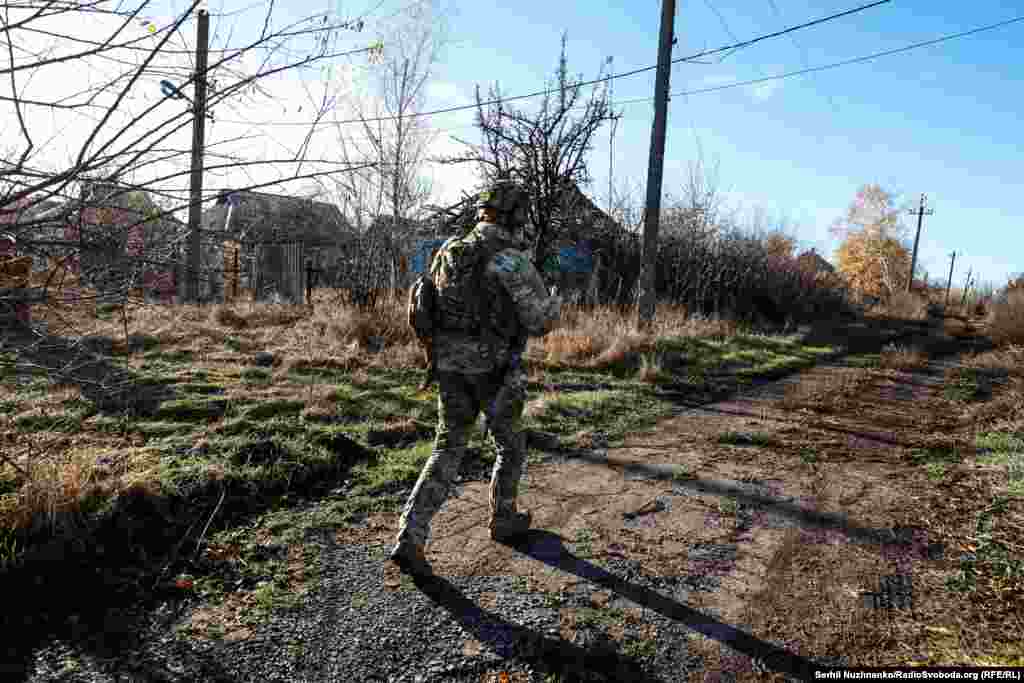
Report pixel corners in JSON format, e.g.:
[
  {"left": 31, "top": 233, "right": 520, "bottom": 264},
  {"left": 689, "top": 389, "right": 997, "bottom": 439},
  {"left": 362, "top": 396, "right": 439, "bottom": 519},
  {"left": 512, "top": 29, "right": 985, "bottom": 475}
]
[{"left": 3, "top": 270, "right": 1024, "bottom": 678}]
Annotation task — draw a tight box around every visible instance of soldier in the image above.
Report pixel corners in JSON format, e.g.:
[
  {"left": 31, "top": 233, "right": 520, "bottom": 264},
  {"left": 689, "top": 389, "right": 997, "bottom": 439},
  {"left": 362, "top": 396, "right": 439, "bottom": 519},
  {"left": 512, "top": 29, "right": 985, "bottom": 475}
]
[{"left": 388, "top": 180, "right": 562, "bottom": 576}]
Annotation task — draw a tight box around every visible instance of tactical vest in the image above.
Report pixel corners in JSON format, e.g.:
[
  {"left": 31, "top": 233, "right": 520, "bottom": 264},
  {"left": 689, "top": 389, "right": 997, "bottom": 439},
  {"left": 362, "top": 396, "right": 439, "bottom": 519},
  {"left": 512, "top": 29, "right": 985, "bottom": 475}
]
[{"left": 432, "top": 228, "right": 522, "bottom": 351}]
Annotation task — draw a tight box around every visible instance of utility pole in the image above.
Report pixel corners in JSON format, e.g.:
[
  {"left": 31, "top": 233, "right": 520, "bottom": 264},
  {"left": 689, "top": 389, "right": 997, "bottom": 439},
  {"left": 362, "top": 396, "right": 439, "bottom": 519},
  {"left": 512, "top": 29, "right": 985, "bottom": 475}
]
[
  {"left": 638, "top": 0, "right": 676, "bottom": 329},
  {"left": 944, "top": 251, "right": 956, "bottom": 309},
  {"left": 906, "top": 193, "right": 933, "bottom": 293},
  {"left": 607, "top": 55, "right": 616, "bottom": 216},
  {"left": 185, "top": 9, "right": 210, "bottom": 304},
  {"left": 960, "top": 267, "right": 973, "bottom": 308}
]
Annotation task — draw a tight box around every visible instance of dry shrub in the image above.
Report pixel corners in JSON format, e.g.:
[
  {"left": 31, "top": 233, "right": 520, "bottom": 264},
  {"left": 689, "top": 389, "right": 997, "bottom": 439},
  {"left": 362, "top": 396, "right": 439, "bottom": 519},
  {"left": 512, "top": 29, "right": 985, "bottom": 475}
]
[
  {"left": 987, "top": 290, "right": 1024, "bottom": 348},
  {"left": 884, "top": 290, "right": 930, "bottom": 321},
  {"left": 539, "top": 301, "right": 732, "bottom": 370},
  {"left": 211, "top": 305, "right": 248, "bottom": 329},
  {"left": 944, "top": 317, "right": 970, "bottom": 338},
  {"left": 0, "top": 439, "right": 162, "bottom": 541},
  {"left": 878, "top": 344, "right": 928, "bottom": 370},
  {"left": 636, "top": 353, "right": 669, "bottom": 383},
  {"left": 962, "top": 344, "right": 1024, "bottom": 379}
]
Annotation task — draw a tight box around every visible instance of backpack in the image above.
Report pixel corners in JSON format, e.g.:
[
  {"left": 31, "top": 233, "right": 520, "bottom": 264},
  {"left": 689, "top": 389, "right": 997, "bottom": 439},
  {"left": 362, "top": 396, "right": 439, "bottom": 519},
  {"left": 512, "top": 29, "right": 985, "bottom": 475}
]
[
  {"left": 407, "top": 270, "right": 438, "bottom": 344},
  {"left": 406, "top": 230, "right": 518, "bottom": 351}
]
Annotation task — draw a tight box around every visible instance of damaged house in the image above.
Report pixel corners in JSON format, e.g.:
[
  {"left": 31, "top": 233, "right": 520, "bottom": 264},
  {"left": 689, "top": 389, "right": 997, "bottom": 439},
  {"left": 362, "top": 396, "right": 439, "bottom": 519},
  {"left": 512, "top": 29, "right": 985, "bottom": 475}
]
[{"left": 200, "top": 190, "right": 354, "bottom": 303}]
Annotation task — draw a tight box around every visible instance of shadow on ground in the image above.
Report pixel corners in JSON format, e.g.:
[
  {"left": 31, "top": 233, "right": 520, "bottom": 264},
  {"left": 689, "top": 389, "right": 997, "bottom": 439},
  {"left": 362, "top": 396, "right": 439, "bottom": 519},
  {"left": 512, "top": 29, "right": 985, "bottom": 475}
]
[
  {"left": 413, "top": 528, "right": 822, "bottom": 681},
  {"left": 0, "top": 329, "right": 177, "bottom": 414}
]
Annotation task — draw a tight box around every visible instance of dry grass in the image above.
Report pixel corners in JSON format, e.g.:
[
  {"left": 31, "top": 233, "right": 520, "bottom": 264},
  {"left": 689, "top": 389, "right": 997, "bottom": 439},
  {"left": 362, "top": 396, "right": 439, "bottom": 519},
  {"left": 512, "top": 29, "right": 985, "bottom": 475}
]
[
  {"left": 779, "top": 366, "right": 874, "bottom": 413},
  {"left": 987, "top": 290, "right": 1024, "bottom": 347},
  {"left": 883, "top": 291, "right": 931, "bottom": 321},
  {"left": 540, "top": 302, "right": 737, "bottom": 374},
  {"left": 878, "top": 343, "right": 928, "bottom": 370},
  {"left": 1, "top": 293, "right": 752, "bottom": 553}
]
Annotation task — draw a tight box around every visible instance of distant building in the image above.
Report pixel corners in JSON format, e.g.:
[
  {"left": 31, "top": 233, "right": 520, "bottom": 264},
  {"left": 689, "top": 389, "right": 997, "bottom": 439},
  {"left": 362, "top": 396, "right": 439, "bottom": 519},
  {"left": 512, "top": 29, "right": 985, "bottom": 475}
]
[
  {"left": 3, "top": 183, "right": 184, "bottom": 303},
  {"left": 796, "top": 248, "right": 836, "bottom": 275},
  {"left": 201, "top": 190, "right": 356, "bottom": 302}
]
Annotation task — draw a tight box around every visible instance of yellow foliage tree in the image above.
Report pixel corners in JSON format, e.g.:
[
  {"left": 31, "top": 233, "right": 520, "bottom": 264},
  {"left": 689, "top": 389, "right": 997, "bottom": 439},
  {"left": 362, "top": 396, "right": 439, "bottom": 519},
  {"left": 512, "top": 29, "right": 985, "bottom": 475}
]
[
  {"left": 835, "top": 231, "right": 911, "bottom": 300},
  {"left": 831, "top": 184, "right": 914, "bottom": 300}
]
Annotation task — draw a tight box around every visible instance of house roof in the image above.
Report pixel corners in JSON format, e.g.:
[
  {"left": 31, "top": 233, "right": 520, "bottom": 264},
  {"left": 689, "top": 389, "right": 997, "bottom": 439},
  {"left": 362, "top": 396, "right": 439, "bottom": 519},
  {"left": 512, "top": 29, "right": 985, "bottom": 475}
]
[
  {"left": 796, "top": 248, "right": 836, "bottom": 273},
  {"left": 428, "top": 181, "right": 624, "bottom": 245},
  {"left": 202, "top": 190, "right": 353, "bottom": 246}
]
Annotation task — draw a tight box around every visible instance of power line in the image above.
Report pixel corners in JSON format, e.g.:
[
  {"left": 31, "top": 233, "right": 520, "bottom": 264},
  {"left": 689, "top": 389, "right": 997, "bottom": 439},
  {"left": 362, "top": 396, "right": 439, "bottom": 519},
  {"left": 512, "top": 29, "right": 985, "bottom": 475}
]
[
  {"left": 613, "top": 13, "right": 1024, "bottom": 105},
  {"left": 210, "top": 0, "right": 891, "bottom": 127},
  {"left": 209, "top": 10, "right": 1024, "bottom": 139}
]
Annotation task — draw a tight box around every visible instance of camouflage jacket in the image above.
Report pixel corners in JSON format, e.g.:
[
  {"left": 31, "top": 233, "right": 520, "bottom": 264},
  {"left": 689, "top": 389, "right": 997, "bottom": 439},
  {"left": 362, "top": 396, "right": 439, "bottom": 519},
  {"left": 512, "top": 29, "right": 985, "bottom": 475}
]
[{"left": 432, "top": 221, "right": 561, "bottom": 374}]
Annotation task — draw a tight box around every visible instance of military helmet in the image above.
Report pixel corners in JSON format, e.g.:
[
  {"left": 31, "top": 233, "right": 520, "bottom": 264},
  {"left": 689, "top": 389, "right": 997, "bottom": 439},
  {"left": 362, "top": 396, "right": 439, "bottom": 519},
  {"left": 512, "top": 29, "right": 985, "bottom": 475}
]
[{"left": 476, "top": 180, "right": 530, "bottom": 230}]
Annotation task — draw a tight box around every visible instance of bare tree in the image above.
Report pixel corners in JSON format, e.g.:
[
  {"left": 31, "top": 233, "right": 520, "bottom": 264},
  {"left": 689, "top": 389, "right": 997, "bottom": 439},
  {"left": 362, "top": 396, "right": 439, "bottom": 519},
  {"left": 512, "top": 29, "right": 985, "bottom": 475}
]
[
  {"left": 0, "top": 0, "right": 389, "bottom": 404},
  {"left": 331, "top": 1, "right": 446, "bottom": 229},
  {"left": 437, "top": 32, "right": 611, "bottom": 270}
]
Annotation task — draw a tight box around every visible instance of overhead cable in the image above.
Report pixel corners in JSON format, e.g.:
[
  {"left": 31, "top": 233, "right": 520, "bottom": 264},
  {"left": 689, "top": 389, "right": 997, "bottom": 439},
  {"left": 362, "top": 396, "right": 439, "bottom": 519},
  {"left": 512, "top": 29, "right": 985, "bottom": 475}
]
[
  {"left": 616, "top": 13, "right": 1024, "bottom": 104},
  {"left": 211, "top": 0, "right": 891, "bottom": 127}
]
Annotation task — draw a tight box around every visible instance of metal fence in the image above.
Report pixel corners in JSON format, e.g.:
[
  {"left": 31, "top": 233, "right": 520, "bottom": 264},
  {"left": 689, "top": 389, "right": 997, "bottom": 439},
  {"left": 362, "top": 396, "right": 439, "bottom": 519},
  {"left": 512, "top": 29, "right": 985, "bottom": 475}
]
[{"left": 254, "top": 241, "right": 305, "bottom": 304}]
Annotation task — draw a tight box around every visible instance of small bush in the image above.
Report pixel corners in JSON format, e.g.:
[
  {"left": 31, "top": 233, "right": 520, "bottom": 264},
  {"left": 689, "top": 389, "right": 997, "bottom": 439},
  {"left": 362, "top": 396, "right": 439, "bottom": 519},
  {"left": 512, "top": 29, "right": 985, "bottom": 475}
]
[
  {"left": 988, "top": 290, "right": 1024, "bottom": 348},
  {"left": 885, "top": 291, "right": 930, "bottom": 321}
]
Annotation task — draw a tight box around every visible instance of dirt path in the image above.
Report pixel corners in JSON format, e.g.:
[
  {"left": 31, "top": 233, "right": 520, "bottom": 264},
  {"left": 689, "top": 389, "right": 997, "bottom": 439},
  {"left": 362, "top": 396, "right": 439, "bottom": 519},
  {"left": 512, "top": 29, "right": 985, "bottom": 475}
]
[
  {"left": 20, "top": 315, "right": 1012, "bottom": 683},
  {"left": 346, "top": 317, "right": 1000, "bottom": 679}
]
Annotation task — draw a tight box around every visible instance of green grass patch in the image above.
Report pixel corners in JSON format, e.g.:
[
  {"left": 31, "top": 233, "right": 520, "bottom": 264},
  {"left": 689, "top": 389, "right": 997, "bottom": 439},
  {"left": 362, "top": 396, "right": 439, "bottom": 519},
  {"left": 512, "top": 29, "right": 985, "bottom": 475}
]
[
  {"left": 574, "top": 606, "right": 624, "bottom": 628},
  {"left": 527, "top": 388, "right": 662, "bottom": 447},
  {"left": 845, "top": 354, "right": 881, "bottom": 369},
  {"left": 287, "top": 366, "right": 349, "bottom": 384},
  {"left": 134, "top": 421, "right": 198, "bottom": 439},
  {"left": 346, "top": 440, "right": 432, "bottom": 495},
  {"left": 622, "top": 637, "right": 658, "bottom": 659},
  {"left": 241, "top": 368, "right": 272, "bottom": 385},
  {"left": 144, "top": 349, "right": 194, "bottom": 364},
  {"left": 718, "top": 498, "right": 739, "bottom": 516},
  {"left": 925, "top": 462, "right": 948, "bottom": 481},
  {"left": 944, "top": 368, "right": 987, "bottom": 402},
  {"left": 573, "top": 528, "right": 594, "bottom": 558},
  {"left": 974, "top": 439, "right": 1024, "bottom": 498},
  {"left": 153, "top": 398, "right": 228, "bottom": 422},
  {"left": 909, "top": 446, "right": 965, "bottom": 467},
  {"left": 240, "top": 400, "right": 305, "bottom": 422},
  {"left": 180, "top": 383, "right": 227, "bottom": 396},
  {"left": 946, "top": 495, "right": 1023, "bottom": 593},
  {"left": 976, "top": 433, "right": 1024, "bottom": 454},
  {"left": 799, "top": 447, "right": 819, "bottom": 465}
]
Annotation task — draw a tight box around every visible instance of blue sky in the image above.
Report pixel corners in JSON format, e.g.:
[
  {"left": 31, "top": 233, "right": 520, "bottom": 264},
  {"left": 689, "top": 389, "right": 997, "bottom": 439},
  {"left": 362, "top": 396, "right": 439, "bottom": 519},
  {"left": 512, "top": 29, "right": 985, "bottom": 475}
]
[
  {"left": 419, "top": 0, "right": 1023, "bottom": 292},
  {"left": 19, "top": 0, "right": 1024, "bottom": 291}
]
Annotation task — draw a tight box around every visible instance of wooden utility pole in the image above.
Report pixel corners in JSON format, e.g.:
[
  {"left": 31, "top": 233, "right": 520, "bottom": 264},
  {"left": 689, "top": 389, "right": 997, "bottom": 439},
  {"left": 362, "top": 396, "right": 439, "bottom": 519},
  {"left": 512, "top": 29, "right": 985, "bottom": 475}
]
[
  {"left": 944, "top": 251, "right": 956, "bottom": 308},
  {"left": 906, "top": 193, "right": 933, "bottom": 292},
  {"left": 185, "top": 9, "right": 210, "bottom": 304},
  {"left": 638, "top": 0, "right": 676, "bottom": 329},
  {"left": 607, "top": 55, "right": 614, "bottom": 215},
  {"left": 960, "top": 267, "right": 973, "bottom": 308}
]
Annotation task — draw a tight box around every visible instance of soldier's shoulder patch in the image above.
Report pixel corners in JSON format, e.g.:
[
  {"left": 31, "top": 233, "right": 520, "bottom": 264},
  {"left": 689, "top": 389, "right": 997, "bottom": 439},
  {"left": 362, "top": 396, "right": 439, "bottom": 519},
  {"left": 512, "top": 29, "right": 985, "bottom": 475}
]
[{"left": 492, "top": 251, "right": 526, "bottom": 274}]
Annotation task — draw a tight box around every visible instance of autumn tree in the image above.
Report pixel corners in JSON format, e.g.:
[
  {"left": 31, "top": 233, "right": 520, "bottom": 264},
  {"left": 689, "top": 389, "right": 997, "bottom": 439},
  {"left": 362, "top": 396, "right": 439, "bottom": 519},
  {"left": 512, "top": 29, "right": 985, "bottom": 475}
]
[{"left": 831, "top": 184, "right": 913, "bottom": 300}]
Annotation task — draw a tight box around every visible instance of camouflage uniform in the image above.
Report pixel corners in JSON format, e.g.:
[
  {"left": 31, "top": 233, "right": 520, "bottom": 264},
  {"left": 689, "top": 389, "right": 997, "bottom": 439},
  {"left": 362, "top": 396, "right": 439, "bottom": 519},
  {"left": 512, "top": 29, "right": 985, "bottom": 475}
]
[{"left": 393, "top": 217, "right": 561, "bottom": 555}]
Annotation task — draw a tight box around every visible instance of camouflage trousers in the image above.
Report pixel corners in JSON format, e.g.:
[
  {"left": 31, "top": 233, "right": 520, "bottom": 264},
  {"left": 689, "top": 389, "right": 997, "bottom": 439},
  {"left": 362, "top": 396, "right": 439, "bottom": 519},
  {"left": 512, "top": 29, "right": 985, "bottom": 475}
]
[{"left": 395, "top": 367, "right": 527, "bottom": 548}]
